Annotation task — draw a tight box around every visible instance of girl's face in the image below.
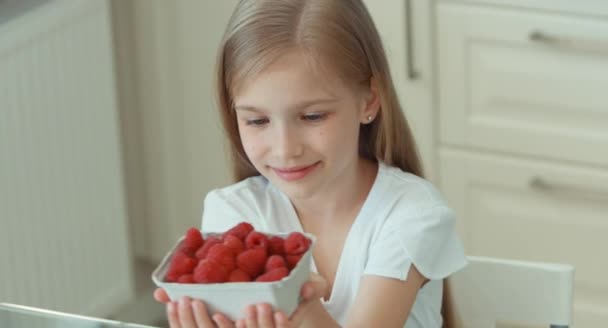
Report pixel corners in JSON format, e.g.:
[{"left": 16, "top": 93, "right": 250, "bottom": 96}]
[{"left": 233, "top": 52, "right": 378, "bottom": 200}]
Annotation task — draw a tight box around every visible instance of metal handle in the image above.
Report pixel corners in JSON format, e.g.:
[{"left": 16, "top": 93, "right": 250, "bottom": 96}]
[
  {"left": 529, "top": 176, "right": 608, "bottom": 200},
  {"left": 405, "top": 0, "right": 418, "bottom": 80},
  {"left": 529, "top": 30, "right": 608, "bottom": 53}
]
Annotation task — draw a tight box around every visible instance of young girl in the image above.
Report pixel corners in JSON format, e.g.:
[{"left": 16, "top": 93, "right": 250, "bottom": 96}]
[{"left": 154, "top": 0, "right": 467, "bottom": 327}]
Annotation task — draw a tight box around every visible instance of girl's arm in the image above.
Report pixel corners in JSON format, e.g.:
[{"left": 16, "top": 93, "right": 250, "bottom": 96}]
[{"left": 342, "top": 265, "right": 428, "bottom": 328}]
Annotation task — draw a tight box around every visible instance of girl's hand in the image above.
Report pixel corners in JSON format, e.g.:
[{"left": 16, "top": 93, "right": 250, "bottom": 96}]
[
  {"left": 234, "top": 273, "right": 328, "bottom": 328},
  {"left": 152, "top": 273, "right": 328, "bottom": 328},
  {"left": 154, "top": 288, "right": 236, "bottom": 327}
]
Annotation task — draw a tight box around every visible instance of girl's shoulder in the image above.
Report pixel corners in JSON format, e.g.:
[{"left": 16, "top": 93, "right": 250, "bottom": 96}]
[
  {"left": 377, "top": 162, "right": 448, "bottom": 209},
  {"left": 209, "top": 175, "right": 270, "bottom": 198}
]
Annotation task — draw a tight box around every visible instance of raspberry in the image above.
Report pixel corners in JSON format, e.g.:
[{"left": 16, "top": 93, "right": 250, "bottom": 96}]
[
  {"left": 223, "top": 234, "right": 245, "bottom": 256},
  {"left": 228, "top": 269, "right": 252, "bottom": 282},
  {"left": 177, "top": 274, "right": 195, "bottom": 284},
  {"left": 184, "top": 227, "right": 205, "bottom": 249},
  {"left": 195, "top": 236, "right": 222, "bottom": 259},
  {"left": 285, "top": 254, "right": 303, "bottom": 270},
  {"left": 166, "top": 252, "right": 197, "bottom": 278},
  {"left": 224, "top": 222, "right": 254, "bottom": 240},
  {"left": 245, "top": 231, "right": 269, "bottom": 251},
  {"left": 237, "top": 248, "right": 268, "bottom": 278},
  {"left": 193, "top": 258, "right": 230, "bottom": 283},
  {"left": 255, "top": 267, "right": 289, "bottom": 282},
  {"left": 165, "top": 271, "right": 180, "bottom": 283},
  {"left": 206, "top": 244, "right": 236, "bottom": 272},
  {"left": 177, "top": 244, "right": 197, "bottom": 257},
  {"left": 284, "top": 232, "right": 311, "bottom": 255},
  {"left": 265, "top": 255, "right": 287, "bottom": 273},
  {"left": 268, "top": 236, "right": 285, "bottom": 255}
]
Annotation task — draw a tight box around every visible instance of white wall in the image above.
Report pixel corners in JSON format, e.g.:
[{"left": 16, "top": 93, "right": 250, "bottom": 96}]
[{"left": 114, "top": 1, "right": 237, "bottom": 262}]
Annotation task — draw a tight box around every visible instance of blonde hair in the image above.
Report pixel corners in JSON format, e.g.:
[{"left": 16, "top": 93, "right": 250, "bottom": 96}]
[
  {"left": 215, "top": 1, "right": 451, "bottom": 324},
  {"left": 216, "top": 0, "right": 423, "bottom": 182}
]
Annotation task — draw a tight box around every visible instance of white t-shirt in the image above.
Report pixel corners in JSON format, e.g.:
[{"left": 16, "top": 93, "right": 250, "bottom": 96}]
[{"left": 201, "top": 162, "right": 468, "bottom": 328}]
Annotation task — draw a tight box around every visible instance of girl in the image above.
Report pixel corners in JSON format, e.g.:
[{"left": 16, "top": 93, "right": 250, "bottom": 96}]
[{"left": 155, "top": 0, "right": 467, "bottom": 327}]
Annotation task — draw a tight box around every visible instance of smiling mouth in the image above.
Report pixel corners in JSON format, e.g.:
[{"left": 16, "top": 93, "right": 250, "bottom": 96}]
[{"left": 272, "top": 162, "right": 319, "bottom": 181}]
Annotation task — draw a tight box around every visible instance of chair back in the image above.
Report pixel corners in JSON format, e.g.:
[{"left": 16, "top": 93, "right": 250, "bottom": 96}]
[{"left": 447, "top": 256, "right": 574, "bottom": 327}]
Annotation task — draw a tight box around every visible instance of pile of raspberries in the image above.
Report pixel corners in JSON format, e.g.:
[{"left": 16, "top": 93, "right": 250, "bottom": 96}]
[{"left": 164, "top": 222, "right": 312, "bottom": 284}]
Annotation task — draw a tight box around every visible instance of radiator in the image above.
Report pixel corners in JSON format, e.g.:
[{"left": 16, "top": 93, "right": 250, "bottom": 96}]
[{"left": 0, "top": 0, "right": 134, "bottom": 317}]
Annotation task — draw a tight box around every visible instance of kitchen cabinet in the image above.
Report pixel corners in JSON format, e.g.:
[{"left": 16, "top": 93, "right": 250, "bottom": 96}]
[{"left": 367, "top": 0, "right": 608, "bottom": 325}]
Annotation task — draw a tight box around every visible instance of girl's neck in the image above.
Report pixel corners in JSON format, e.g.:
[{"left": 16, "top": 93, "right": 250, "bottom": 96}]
[{"left": 291, "top": 158, "right": 378, "bottom": 227}]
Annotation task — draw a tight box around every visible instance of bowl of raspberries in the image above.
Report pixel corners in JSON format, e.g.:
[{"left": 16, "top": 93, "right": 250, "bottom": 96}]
[{"left": 151, "top": 222, "right": 315, "bottom": 320}]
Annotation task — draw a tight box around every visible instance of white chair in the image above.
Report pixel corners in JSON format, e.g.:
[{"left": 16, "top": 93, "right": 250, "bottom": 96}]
[{"left": 447, "top": 256, "right": 575, "bottom": 328}]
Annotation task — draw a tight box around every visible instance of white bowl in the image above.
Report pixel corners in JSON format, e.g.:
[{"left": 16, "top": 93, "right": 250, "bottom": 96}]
[{"left": 152, "top": 232, "right": 315, "bottom": 321}]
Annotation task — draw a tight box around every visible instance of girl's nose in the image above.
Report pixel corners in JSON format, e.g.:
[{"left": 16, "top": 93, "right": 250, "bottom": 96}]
[{"left": 273, "top": 125, "right": 304, "bottom": 160}]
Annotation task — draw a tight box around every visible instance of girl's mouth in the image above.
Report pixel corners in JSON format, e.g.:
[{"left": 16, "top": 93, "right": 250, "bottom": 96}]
[{"left": 272, "top": 162, "right": 319, "bottom": 181}]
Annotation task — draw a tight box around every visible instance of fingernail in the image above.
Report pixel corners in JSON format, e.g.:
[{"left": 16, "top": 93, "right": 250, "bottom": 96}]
[
  {"left": 303, "top": 286, "right": 313, "bottom": 298},
  {"left": 166, "top": 302, "right": 174, "bottom": 313},
  {"left": 179, "top": 297, "right": 188, "bottom": 308}
]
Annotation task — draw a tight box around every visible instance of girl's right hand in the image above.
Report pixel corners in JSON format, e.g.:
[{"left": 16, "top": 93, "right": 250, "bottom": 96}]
[{"left": 154, "top": 288, "right": 236, "bottom": 327}]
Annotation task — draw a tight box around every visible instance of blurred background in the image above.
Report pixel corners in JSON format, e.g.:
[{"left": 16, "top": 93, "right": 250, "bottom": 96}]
[{"left": 0, "top": 0, "right": 606, "bottom": 327}]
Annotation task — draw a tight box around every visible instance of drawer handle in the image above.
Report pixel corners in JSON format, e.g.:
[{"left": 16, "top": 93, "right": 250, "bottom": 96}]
[
  {"left": 529, "top": 176, "right": 607, "bottom": 199},
  {"left": 529, "top": 30, "right": 608, "bottom": 53},
  {"left": 405, "top": 0, "right": 419, "bottom": 80}
]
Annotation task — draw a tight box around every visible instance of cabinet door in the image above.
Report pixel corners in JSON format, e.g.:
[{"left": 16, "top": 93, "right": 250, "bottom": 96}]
[
  {"left": 0, "top": 0, "right": 133, "bottom": 317},
  {"left": 440, "top": 148, "right": 608, "bottom": 326},
  {"left": 436, "top": 3, "right": 608, "bottom": 167}
]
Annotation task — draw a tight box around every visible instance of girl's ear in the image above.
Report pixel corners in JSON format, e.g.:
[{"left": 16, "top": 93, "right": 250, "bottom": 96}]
[{"left": 360, "top": 77, "right": 380, "bottom": 124}]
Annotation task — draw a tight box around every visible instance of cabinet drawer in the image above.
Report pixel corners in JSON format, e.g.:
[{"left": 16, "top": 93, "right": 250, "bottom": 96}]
[
  {"left": 436, "top": 3, "right": 608, "bottom": 167},
  {"left": 439, "top": 148, "right": 608, "bottom": 326}
]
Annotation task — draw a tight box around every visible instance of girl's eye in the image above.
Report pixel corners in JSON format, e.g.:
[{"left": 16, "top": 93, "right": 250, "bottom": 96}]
[
  {"left": 302, "top": 113, "right": 327, "bottom": 122},
  {"left": 245, "top": 118, "right": 269, "bottom": 126}
]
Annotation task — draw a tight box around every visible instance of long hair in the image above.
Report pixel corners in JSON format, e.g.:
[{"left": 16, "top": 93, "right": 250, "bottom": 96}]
[{"left": 215, "top": 0, "right": 452, "bottom": 325}]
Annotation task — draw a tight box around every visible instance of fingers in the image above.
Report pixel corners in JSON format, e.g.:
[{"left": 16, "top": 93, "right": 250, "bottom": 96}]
[
  {"left": 168, "top": 297, "right": 226, "bottom": 328},
  {"left": 166, "top": 301, "right": 180, "bottom": 328},
  {"left": 154, "top": 288, "right": 170, "bottom": 304},
  {"left": 212, "top": 313, "right": 236, "bottom": 328},
  {"left": 300, "top": 273, "right": 328, "bottom": 301},
  {"left": 256, "top": 304, "right": 275, "bottom": 328},
  {"left": 238, "top": 303, "right": 281, "bottom": 328},
  {"left": 244, "top": 304, "right": 258, "bottom": 328},
  {"left": 191, "top": 299, "right": 216, "bottom": 327},
  {"left": 177, "top": 298, "right": 197, "bottom": 328},
  {"left": 274, "top": 311, "right": 290, "bottom": 328}
]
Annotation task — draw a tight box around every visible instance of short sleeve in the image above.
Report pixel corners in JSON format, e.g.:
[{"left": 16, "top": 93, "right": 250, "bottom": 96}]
[
  {"left": 200, "top": 189, "right": 259, "bottom": 233},
  {"left": 363, "top": 205, "right": 467, "bottom": 281}
]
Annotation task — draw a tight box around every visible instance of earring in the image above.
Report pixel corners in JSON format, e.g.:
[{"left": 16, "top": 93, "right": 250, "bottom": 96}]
[{"left": 367, "top": 115, "right": 373, "bottom": 122}]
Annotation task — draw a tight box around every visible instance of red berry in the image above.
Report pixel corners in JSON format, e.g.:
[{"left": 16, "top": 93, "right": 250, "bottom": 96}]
[
  {"left": 268, "top": 236, "right": 285, "bottom": 255},
  {"left": 224, "top": 222, "right": 254, "bottom": 241},
  {"left": 285, "top": 254, "right": 303, "bottom": 270},
  {"left": 195, "top": 236, "right": 222, "bottom": 259},
  {"left": 245, "top": 231, "right": 269, "bottom": 251},
  {"left": 237, "top": 248, "right": 268, "bottom": 278},
  {"left": 206, "top": 244, "right": 236, "bottom": 272},
  {"left": 193, "top": 258, "right": 230, "bottom": 283},
  {"left": 166, "top": 252, "right": 197, "bottom": 277},
  {"left": 284, "top": 232, "right": 311, "bottom": 255},
  {"left": 265, "top": 255, "right": 287, "bottom": 272},
  {"left": 255, "top": 267, "right": 289, "bottom": 282},
  {"left": 165, "top": 271, "right": 180, "bottom": 282},
  {"left": 177, "top": 274, "right": 196, "bottom": 283},
  {"left": 223, "top": 235, "right": 245, "bottom": 256},
  {"left": 177, "top": 244, "right": 197, "bottom": 257},
  {"left": 228, "top": 269, "right": 252, "bottom": 282},
  {"left": 183, "top": 227, "right": 204, "bottom": 249}
]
